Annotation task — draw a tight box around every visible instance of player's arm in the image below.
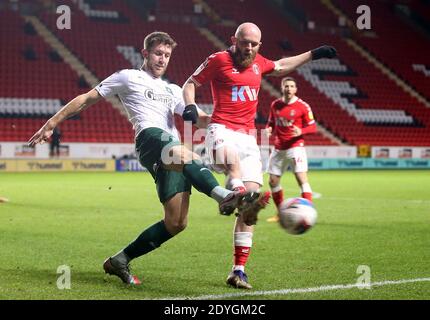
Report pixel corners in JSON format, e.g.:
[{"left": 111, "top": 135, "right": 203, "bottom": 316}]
[
  {"left": 182, "top": 79, "right": 211, "bottom": 129},
  {"left": 28, "top": 89, "right": 102, "bottom": 146},
  {"left": 264, "top": 106, "right": 276, "bottom": 137},
  {"left": 292, "top": 106, "right": 318, "bottom": 137},
  {"left": 301, "top": 123, "right": 317, "bottom": 135},
  {"left": 182, "top": 53, "right": 220, "bottom": 128},
  {"left": 269, "top": 46, "right": 337, "bottom": 77},
  {"left": 291, "top": 123, "right": 317, "bottom": 137}
]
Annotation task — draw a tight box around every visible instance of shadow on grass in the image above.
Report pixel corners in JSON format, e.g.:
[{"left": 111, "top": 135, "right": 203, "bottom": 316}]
[{"left": 0, "top": 267, "right": 229, "bottom": 299}]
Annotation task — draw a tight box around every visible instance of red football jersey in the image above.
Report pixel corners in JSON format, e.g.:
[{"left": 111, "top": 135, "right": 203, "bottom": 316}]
[
  {"left": 190, "top": 50, "right": 275, "bottom": 131},
  {"left": 267, "top": 96, "right": 317, "bottom": 150}
]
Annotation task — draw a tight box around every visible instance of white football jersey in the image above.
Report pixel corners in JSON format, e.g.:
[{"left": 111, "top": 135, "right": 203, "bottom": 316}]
[{"left": 95, "top": 69, "right": 185, "bottom": 139}]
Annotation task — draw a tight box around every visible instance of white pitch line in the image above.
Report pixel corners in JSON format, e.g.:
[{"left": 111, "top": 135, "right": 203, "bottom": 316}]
[{"left": 161, "top": 277, "right": 430, "bottom": 300}]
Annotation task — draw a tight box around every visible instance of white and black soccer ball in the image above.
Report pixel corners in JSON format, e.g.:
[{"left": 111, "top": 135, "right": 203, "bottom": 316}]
[{"left": 278, "top": 198, "right": 317, "bottom": 235}]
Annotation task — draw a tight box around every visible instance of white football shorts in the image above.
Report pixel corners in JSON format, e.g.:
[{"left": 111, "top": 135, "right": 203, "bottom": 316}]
[
  {"left": 205, "top": 124, "right": 263, "bottom": 185},
  {"left": 267, "top": 147, "right": 309, "bottom": 176}
]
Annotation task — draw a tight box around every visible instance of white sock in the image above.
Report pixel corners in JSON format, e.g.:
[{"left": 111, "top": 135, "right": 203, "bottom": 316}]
[
  {"left": 210, "top": 186, "right": 232, "bottom": 203},
  {"left": 234, "top": 232, "right": 253, "bottom": 247},
  {"left": 271, "top": 185, "right": 282, "bottom": 193},
  {"left": 232, "top": 232, "right": 253, "bottom": 272},
  {"left": 301, "top": 183, "right": 312, "bottom": 193},
  {"left": 233, "top": 265, "right": 245, "bottom": 272},
  {"left": 230, "top": 178, "right": 245, "bottom": 190}
]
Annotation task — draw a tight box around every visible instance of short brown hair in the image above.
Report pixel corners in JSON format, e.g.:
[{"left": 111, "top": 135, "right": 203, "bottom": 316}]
[
  {"left": 281, "top": 77, "right": 297, "bottom": 87},
  {"left": 143, "top": 31, "right": 177, "bottom": 51}
]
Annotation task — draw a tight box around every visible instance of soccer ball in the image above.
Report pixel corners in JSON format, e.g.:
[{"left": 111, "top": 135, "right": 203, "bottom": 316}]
[{"left": 278, "top": 198, "right": 317, "bottom": 235}]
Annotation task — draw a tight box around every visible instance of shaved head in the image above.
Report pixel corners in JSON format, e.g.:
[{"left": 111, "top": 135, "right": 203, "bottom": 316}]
[
  {"left": 231, "top": 22, "right": 262, "bottom": 68},
  {"left": 235, "top": 22, "right": 262, "bottom": 41}
]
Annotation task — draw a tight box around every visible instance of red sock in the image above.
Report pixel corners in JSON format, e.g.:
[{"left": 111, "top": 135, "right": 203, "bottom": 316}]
[
  {"left": 302, "top": 192, "right": 312, "bottom": 202},
  {"left": 234, "top": 246, "right": 251, "bottom": 267},
  {"left": 272, "top": 189, "right": 284, "bottom": 208}
]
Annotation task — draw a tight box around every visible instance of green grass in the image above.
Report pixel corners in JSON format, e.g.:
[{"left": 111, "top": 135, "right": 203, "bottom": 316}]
[{"left": 0, "top": 170, "right": 429, "bottom": 300}]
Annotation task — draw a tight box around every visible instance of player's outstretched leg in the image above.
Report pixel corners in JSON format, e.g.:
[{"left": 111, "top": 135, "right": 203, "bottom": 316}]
[
  {"left": 181, "top": 159, "right": 266, "bottom": 217},
  {"left": 103, "top": 219, "right": 175, "bottom": 285}
]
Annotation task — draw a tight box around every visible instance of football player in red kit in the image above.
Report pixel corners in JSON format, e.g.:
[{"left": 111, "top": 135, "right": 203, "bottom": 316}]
[
  {"left": 182, "top": 22, "right": 336, "bottom": 289},
  {"left": 265, "top": 77, "right": 316, "bottom": 222}
]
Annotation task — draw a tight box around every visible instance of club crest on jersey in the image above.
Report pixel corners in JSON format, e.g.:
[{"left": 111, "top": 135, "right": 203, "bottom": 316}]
[
  {"left": 252, "top": 64, "right": 260, "bottom": 75},
  {"left": 165, "top": 87, "right": 173, "bottom": 95},
  {"left": 290, "top": 110, "right": 296, "bottom": 117}
]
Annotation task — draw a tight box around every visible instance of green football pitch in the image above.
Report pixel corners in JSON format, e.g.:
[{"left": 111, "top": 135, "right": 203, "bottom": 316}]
[{"left": 0, "top": 170, "right": 429, "bottom": 300}]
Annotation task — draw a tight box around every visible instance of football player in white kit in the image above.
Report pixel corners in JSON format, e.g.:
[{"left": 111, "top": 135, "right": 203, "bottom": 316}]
[{"left": 28, "top": 32, "right": 266, "bottom": 285}]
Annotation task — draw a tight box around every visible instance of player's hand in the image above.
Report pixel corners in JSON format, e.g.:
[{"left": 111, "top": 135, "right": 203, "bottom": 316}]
[
  {"left": 182, "top": 104, "right": 198, "bottom": 124},
  {"left": 292, "top": 125, "right": 302, "bottom": 137},
  {"left": 311, "top": 45, "right": 337, "bottom": 60},
  {"left": 264, "top": 127, "right": 272, "bottom": 138},
  {"left": 28, "top": 126, "right": 54, "bottom": 147}
]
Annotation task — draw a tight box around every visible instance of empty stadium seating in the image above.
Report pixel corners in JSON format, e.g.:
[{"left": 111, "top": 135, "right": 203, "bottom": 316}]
[
  {"left": 266, "top": 0, "right": 430, "bottom": 146},
  {"left": 406, "top": 0, "right": 430, "bottom": 29},
  {"left": 333, "top": 0, "right": 430, "bottom": 99},
  {"left": 1, "top": 0, "right": 429, "bottom": 147}
]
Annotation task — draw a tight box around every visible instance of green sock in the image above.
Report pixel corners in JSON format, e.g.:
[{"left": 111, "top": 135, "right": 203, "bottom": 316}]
[
  {"left": 183, "top": 160, "right": 219, "bottom": 197},
  {"left": 123, "top": 220, "right": 173, "bottom": 260}
]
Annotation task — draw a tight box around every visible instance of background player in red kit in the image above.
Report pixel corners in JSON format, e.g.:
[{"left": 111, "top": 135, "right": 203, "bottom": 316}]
[
  {"left": 182, "top": 22, "right": 336, "bottom": 289},
  {"left": 265, "top": 77, "right": 316, "bottom": 222}
]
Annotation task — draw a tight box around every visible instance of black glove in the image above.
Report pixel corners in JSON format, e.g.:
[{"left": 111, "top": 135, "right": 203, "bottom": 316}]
[
  {"left": 311, "top": 45, "right": 337, "bottom": 60},
  {"left": 182, "top": 104, "right": 198, "bottom": 124}
]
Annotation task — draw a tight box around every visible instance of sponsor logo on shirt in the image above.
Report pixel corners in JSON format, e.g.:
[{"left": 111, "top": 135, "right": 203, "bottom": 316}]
[
  {"left": 231, "top": 86, "right": 258, "bottom": 102},
  {"left": 144, "top": 89, "right": 173, "bottom": 106},
  {"left": 276, "top": 117, "right": 294, "bottom": 127}
]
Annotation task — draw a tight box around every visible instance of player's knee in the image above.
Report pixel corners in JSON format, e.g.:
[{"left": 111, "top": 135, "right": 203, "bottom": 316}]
[
  {"left": 269, "top": 177, "right": 280, "bottom": 188},
  {"left": 165, "top": 213, "right": 188, "bottom": 235},
  {"left": 168, "top": 220, "right": 187, "bottom": 235},
  {"left": 182, "top": 149, "right": 201, "bottom": 165}
]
